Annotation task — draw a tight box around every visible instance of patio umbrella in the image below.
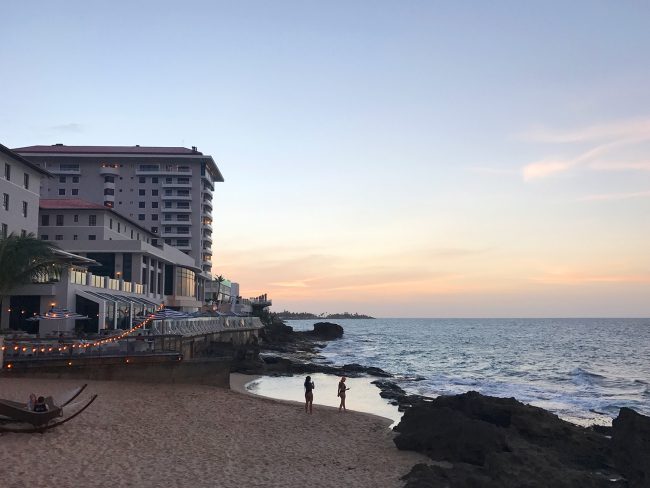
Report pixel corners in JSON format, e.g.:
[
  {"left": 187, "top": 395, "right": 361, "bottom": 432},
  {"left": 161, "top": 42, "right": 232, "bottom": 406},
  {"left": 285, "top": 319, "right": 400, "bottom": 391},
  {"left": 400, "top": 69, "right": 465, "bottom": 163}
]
[
  {"left": 26, "top": 307, "right": 90, "bottom": 334},
  {"left": 148, "top": 308, "right": 189, "bottom": 334}
]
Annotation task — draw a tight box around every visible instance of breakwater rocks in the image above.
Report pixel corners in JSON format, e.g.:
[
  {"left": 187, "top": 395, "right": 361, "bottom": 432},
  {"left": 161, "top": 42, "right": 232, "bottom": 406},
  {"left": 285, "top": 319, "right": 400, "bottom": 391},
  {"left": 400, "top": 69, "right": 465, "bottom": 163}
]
[{"left": 393, "top": 391, "right": 650, "bottom": 488}]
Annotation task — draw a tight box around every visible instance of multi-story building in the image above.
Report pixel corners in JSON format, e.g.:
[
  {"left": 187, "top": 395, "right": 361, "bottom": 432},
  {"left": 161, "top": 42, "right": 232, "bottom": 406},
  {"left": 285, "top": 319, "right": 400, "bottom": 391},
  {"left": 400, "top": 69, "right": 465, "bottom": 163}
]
[
  {"left": 0, "top": 143, "right": 51, "bottom": 238},
  {"left": 14, "top": 144, "right": 224, "bottom": 299}
]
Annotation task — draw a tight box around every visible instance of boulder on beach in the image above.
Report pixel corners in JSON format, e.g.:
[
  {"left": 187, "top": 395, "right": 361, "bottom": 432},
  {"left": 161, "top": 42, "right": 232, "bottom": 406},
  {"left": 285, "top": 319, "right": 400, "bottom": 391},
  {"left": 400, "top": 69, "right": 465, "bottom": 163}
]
[
  {"left": 394, "top": 391, "right": 623, "bottom": 488},
  {"left": 612, "top": 407, "right": 650, "bottom": 487}
]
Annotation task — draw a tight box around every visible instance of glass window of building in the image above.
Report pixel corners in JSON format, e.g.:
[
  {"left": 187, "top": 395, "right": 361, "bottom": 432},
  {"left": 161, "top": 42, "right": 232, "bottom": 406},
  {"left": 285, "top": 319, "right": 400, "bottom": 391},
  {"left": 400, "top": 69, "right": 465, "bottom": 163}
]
[
  {"left": 55, "top": 235, "right": 63, "bottom": 240},
  {"left": 152, "top": 189, "right": 158, "bottom": 196},
  {"left": 138, "top": 214, "right": 145, "bottom": 220},
  {"left": 139, "top": 189, "right": 145, "bottom": 196},
  {"left": 73, "top": 214, "right": 79, "bottom": 222},
  {"left": 105, "top": 176, "right": 115, "bottom": 183},
  {"left": 89, "top": 215, "right": 97, "bottom": 226},
  {"left": 104, "top": 188, "right": 115, "bottom": 195},
  {"left": 151, "top": 214, "right": 158, "bottom": 221},
  {"left": 58, "top": 189, "right": 66, "bottom": 195},
  {"left": 40, "top": 234, "right": 48, "bottom": 240},
  {"left": 72, "top": 176, "right": 79, "bottom": 183},
  {"left": 89, "top": 235, "right": 96, "bottom": 240},
  {"left": 22, "top": 201, "right": 27, "bottom": 218},
  {"left": 41, "top": 214, "right": 49, "bottom": 226},
  {"left": 152, "top": 177, "right": 158, "bottom": 184},
  {"left": 175, "top": 268, "right": 196, "bottom": 297},
  {"left": 23, "top": 173, "right": 29, "bottom": 189},
  {"left": 72, "top": 189, "right": 79, "bottom": 195},
  {"left": 56, "top": 215, "right": 64, "bottom": 226},
  {"left": 73, "top": 235, "right": 78, "bottom": 240},
  {"left": 139, "top": 176, "right": 145, "bottom": 184},
  {"left": 4, "top": 164, "right": 10, "bottom": 181},
  {"left": 139, "top": 202, "right": 145, "bottom": 208},
  {"left": 59, "top": 176, "right": 66, "bottom": 183},
  {"left": 21, "top": 229, "right": 26, "bottom": 237},
  {"left": 152, "top": 202, "right": 158, "bottom": 208},
  {"left": 109, "top": 219, "right": 113, "bottom": 229}
]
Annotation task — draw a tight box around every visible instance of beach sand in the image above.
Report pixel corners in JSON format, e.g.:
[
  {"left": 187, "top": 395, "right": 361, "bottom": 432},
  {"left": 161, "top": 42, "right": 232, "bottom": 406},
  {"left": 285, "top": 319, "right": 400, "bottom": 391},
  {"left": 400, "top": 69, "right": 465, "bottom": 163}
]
[{"left": 0, "top": 377, "right": 427, "bottom": 488}]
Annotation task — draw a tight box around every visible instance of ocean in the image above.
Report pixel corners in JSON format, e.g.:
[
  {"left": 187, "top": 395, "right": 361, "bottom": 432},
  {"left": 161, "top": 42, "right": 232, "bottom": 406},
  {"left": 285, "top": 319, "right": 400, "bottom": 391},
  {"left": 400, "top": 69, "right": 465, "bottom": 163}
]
[{"left": 275, "top": 318, "right": 650, "bottom": 425}]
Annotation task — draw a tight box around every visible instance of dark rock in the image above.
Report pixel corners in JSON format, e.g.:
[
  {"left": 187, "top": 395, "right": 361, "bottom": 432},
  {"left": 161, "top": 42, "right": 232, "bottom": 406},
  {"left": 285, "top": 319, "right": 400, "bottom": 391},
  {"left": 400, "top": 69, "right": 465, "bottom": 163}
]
[
  {"left": 372, "top": 379, "right": 407, "bottom": 403},
  {"left": 612, "top": 407, "right": 650, "bottom": 487},
  {"left": 395, "top": 391, "right": 622, "bottom": 488},
  {"left": 311, "top": 322, "right": 344, "bottom": 339},
  {"left": 341, "top": 363, "right": 391, "bottom": 377}
]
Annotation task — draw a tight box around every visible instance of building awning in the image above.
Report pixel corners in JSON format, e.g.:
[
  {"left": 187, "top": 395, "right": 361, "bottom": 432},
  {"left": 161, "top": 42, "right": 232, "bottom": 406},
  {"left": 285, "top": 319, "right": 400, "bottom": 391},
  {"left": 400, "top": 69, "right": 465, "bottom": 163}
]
[
  {"left": 78, "top": 290, "right": 159, "bottom": 307},
  {"left": 54, "top": 249, "right": 99, "bottom": 267}
]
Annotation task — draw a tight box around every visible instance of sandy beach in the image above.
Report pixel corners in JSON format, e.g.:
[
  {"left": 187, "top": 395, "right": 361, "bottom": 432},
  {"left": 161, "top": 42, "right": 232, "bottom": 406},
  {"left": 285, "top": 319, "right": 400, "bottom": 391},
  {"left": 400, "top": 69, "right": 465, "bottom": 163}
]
[{"left": 0, "top": 377, "right": 427, "bottom": 488}]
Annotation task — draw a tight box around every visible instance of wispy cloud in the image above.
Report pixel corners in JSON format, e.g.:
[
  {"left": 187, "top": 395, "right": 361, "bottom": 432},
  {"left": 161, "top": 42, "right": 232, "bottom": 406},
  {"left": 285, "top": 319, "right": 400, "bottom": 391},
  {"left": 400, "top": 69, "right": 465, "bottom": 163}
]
[
  {"left": 519, "top": 118, "right": 650, "bottom": 144},
  {"left": 577, "top": 190, "right": 650, "bottom": 202},
  {"left": 521, "top": 120, "right": 650, "bottom": 181}
]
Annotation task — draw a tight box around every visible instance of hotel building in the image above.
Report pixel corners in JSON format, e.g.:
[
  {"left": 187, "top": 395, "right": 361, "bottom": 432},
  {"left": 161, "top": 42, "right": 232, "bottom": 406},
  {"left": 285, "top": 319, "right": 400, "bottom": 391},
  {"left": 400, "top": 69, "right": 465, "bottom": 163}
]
[
  {"left": 14, "top": 145, "right": 224, "bottom": 300},
  {"left": 0, "top": 143, "right": 51, "bottom": 237}
]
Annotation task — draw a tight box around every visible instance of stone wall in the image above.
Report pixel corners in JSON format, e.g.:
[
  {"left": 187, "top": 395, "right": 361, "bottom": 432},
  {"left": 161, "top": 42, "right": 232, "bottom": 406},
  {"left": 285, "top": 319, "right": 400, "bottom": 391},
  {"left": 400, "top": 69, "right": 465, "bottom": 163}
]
[{"left": 1, "top": 356, "right": 231, "bottom": 388}]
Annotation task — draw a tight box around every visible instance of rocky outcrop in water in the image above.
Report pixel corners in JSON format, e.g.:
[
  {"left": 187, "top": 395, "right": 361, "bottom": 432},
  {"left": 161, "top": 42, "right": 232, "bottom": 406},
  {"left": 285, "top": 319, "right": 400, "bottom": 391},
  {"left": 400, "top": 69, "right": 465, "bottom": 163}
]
[
  {"left": 310, "top": 322, "right": 344, "bottom": 339},
  {"left": 394, "top": 391, "right": 636, "bottom": 488}
]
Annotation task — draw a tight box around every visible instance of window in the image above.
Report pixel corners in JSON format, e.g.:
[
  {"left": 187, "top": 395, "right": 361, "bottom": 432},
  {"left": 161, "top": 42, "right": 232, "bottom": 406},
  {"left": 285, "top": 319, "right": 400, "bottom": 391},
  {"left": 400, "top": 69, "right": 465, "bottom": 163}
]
[
  {"left": 139, "top": 189, "right": 145, "bottom": 196},
  {"left": 72, "top": 176, "right": 79, "bottom": 183},
  {"left": 137, "top": 233, "right": 140, "bottom": 240},
  {"left": 3, "top": 193, "right": 9, "bottom": 211},
  {"left": 71, "top": 189, "right": 79, "bottom": 195},
  {"left": 178, "top": 166, "right": 190, "bottom": 172},
  {"left": 164, "top": 202, "right": 172, "bottom": 208},
  {"left": 117, "top": 222, "right": 121, "bottom": 233},
  {"left": 177, "top": 202, "right": 190, "bottom": 209},
  {"left": 1, "top": 224, "right": 7, "bottom": 238},
  {"left": 165, "top": 239, "right": 171, "bottom": 244},
  {"left": 104, "top": 188, "right": 115, "bottom": 195},
  {"left": 73, "top": 214, "right": 79, "bottom": 223},
  {"left": 130, "top": 229, "right": 134, "bottom": 239},
  {"left": 152, "top": 189, "right": 158, "bottom": 196},
  {"left": 58, "top": 189, "right": 66, "bottom": 195},
  {"left": 139, "top": 176, "right": 146, "bottom": 184},
  {"left": 151, "top": 226, "right": 158, "bottom": 233},
  {"left": 24, "top": 173, "right": 29, "bottom": 189},
  {"left": 138, "top": 202, "right": 145, "bottom": 208},
  {"left": 175, "top": 267, "right": 196, "bottom": 297},
  {"left": 22, "top": 201, "right": 28, "bottom": 218},
  {"left": 178, "top": 226, "right": 189, "bottom": 234},
  {"left": 138, "top": 164, "right": 160, "bottom": 172},
  {"left": 178, "top": 178, "right": 190, "bottom": 184},
  {"left": 59, "top": 176, "right": 66, "bottom": 183},
  {"left": 56, "top": 215, "right": 64, "bottom": 226},
  {"left": 165, "top": 189, "right": 172, "bottom": 196},
  {"left": 73, "top": 235, "right": 78, "bottom": 240},
  {"left": 177, "top": 239, "right": 189, "bottom": 246},
  {"left": 60, "top": 164, "right": 79, "bottom": 172},
  {"left": 55, "top": 235, "right": 63, "bottom": 241},
  {"left": 109, "top": 218, "right": 113, "bottom": 229},
  {"left": 178, "top": 190, "right": 190, "bottom": 196},
  {"left": 40, "top": 234, "right": 48, "bottom": 240},
  {"left": 105, "top": 176, "right": 115, "bottom": 183},
  {"left": 88, "top": 235, "right": 96, "bottom": 240},
  {"left": 152, "top": 177, "right": 158, "bottom": 184},
  {"left": 165, "top": 177, "right": 172, "bottom": 184},
  {"left": 4, "top": 164, "right": 10, "bottom": 181},
  {"left": 164, "top": 226, "right": 171, "bottom": 233},
  {"left": 151, "top": 202, "right": 158, "bottom": 208},
  {"left": 89, "top": 215, "right": 97, "bottom": 226},
  {"left": 41, "top": 215, "right": 50, "bottom": 226},
  {"left": 138, "top": 214, "right": 145, "bottom": 221},
  {"left": 151, "top": 214, "right": 158, "bottom": 221}
]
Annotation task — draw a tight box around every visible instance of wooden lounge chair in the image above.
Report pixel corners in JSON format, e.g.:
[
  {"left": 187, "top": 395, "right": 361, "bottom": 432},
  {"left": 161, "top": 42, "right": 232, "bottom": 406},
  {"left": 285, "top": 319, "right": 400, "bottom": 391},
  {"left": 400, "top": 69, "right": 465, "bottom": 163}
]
[{"left": 0, "top": 384, "right": 97, "bottom": 433}]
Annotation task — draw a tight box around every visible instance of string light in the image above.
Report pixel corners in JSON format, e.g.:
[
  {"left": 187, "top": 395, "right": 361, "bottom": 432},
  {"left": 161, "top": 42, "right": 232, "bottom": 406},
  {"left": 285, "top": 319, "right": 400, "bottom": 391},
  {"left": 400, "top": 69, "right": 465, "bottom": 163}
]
[{"left": 3, "top": 304, "right": 164, "bottom": 357}]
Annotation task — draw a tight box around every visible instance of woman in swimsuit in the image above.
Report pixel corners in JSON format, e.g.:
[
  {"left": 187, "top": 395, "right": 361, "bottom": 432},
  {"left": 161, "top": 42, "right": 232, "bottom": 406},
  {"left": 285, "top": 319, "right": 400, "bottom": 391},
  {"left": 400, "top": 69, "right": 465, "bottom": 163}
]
[
  {"left": 304, "top": 376, "right": 314, "bottom": 414},
  {"left": 338, "top": 376, "right": 349, "bottom": 412}
]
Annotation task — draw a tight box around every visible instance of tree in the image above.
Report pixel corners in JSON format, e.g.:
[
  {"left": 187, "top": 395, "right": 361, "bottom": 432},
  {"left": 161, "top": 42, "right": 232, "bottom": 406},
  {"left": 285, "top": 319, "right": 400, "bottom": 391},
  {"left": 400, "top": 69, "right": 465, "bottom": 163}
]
[
  {"left": 214, "top": 274, "right": 225, "bottom": 311},
  {"left": 0, "top": 233, "right": 64, "bottom": 329}
]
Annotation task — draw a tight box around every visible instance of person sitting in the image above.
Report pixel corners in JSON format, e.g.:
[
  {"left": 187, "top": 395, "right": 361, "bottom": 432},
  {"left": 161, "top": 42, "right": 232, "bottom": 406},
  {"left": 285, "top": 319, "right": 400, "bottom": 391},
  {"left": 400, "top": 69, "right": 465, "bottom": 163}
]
[
  {"left": 27, "top": 393, "right": 37, "bottom": 411},
  {"left": 33, "top": 396, "right": 48, "bottom": 412}
]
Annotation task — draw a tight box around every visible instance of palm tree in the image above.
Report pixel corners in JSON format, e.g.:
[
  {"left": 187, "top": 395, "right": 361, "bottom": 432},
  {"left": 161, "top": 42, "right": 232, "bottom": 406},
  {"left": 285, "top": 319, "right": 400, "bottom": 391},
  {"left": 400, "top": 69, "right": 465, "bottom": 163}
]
[
  {"left": 214, "top": 274, "right": 225, "bottom": 311},
  {"left": 0, "top": 233, "right": 64, "bottom": 329}
]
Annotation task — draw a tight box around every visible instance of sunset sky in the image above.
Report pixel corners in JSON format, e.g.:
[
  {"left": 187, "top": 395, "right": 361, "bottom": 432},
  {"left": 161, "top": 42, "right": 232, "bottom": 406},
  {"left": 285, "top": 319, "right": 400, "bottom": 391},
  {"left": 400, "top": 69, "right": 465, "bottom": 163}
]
[{"left": 2, "top": 1, "right": 649, "bottom": 317}]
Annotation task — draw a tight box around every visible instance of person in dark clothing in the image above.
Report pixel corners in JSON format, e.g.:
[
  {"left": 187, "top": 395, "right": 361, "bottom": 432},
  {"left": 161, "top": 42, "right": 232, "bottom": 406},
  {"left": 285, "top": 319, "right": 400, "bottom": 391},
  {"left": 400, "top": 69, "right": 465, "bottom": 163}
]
[
  {"left": 304, "top": 376, "right": 315, "bottom": 414},
  {"left": 338, "top": 376, "right": 350, "bottom": 412},
  {"left": 33, "top": 396, "right": 48, "bottom": 412}
]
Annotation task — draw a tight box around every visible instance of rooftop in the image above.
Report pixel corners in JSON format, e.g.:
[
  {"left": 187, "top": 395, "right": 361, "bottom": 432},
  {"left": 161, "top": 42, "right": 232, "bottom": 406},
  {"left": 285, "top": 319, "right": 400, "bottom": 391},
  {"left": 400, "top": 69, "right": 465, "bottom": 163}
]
[
  {"left": 13, "top": 144, "right": 204, "bottom": 155},
  {"left": 0, "top": 143, "right": 52, "bottom": 177},
  {"left": 39, "top": 198, "right": 106, "bottom": 210}
]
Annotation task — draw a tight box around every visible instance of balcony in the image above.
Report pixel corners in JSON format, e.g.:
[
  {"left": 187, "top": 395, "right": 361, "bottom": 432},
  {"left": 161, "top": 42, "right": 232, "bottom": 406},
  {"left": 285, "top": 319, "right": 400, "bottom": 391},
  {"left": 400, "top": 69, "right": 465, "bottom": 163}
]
[
  {"left": 162, "top": 181, "right": 192, "bottom": 188},
  {"left": 163, "top": 206, "right": 192, "bottom": 213},
  {"left": 202, "top": 199, "right": 213, "bottom": 210},
  {"left": 175, "top": 244, "right": 192, "bottom": 251},
  {"left": 201, "top": 207, "right": 211, "bottom": 218},
  {"left": 162, "top": 217, "right": 192, "bottom": 225},
  {"left": 51, "top": 167, "right": 80, "bottom": 174},
  {"left": 162, "top": 194, "right": 192, "bottom": 201},
  {"left": 161, "top": 230, "right": 192, "bottom": 238},
  {"left": 202, "top": 191, "right": 213, "bottom": 201},
  {"left": 99, "top": 166, "right": 120, "bottom": 176},
  {"left": 136, "top": 167, "right": 193, "bottom": 176}
]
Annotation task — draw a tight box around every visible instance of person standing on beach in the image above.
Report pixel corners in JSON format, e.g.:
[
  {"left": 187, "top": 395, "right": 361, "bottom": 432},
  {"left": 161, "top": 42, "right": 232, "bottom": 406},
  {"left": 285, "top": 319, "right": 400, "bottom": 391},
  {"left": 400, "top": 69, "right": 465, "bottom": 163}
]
[
  {"left": 338, "top": 376, "right": 350, "bottom": 412},
  {"left": 304, "top": 376, "right": 315, "bottom": 414}
]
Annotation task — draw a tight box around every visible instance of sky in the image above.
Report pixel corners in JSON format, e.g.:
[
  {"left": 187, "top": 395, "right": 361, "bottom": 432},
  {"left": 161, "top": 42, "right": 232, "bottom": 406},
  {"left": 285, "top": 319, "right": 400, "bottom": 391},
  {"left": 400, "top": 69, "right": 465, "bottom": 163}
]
[{"left": 1, "top": 1, "right": 649, "bottom": 317}]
